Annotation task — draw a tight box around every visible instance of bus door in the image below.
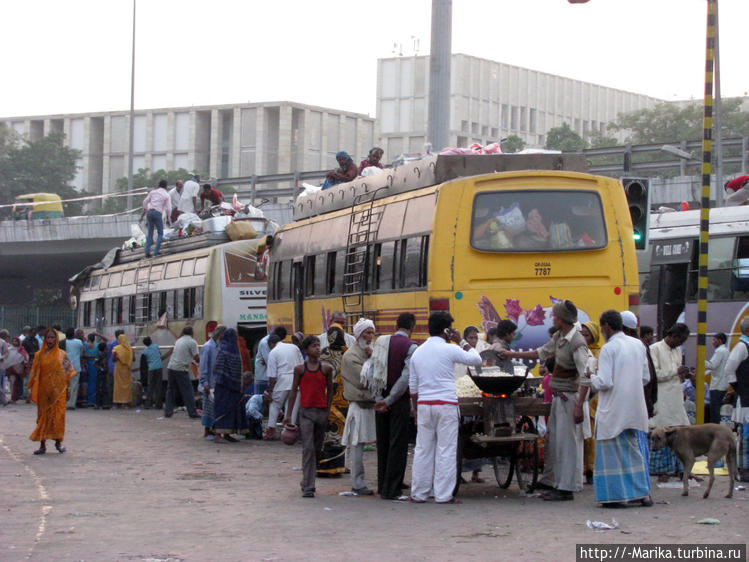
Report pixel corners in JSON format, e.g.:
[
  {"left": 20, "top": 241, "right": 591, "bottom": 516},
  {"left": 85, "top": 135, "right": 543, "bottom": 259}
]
[
  {"left": 650, "top": 238, "right": 693, "bottom": 337},
  {"left": 292, "top": 261, "right": 304, "bottom": 333}
]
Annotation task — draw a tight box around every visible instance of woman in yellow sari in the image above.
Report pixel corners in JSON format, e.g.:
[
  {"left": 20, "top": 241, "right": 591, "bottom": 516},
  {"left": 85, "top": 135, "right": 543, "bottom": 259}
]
[
  {"left": 28, "top": 329, "right": 76, "bottom": 454},
  {"left": 581, "top": 320, "right": 602, "bottom": 485},
  {"left": 112, "top": 334, "right": 134, "bottom": 407}
]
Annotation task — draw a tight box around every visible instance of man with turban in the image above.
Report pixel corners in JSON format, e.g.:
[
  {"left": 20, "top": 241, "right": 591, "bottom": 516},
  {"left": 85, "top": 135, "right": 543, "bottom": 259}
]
[
  {"left": 322, "top": 151, "right": 359, "bottom": 189},
  {"left": 340, "top": 318, "right": 377, "bottom": 495},
  {"left": 501, "top": 299, "right": 590, "bottom": 501}
]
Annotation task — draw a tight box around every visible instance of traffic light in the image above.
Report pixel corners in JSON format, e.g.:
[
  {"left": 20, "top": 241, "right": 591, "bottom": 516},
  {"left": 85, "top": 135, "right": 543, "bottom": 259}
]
[{"left": 621, "top": 177, "right": 650, "bottom": 250}]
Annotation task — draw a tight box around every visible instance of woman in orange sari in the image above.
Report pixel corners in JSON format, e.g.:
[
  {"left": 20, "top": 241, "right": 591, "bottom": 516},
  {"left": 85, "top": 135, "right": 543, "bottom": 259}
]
[
  {"left": 28, "top": 329, "right": 76, "bottom": 454},
  {"left": 112, "top": 334, "right": 134, "bottom": 407}
]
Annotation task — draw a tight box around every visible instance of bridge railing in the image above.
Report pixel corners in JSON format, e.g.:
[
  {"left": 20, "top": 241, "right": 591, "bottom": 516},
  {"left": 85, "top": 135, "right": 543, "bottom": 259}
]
[{"left": 0, "top": 305, "right": 76, "bottom": 338}]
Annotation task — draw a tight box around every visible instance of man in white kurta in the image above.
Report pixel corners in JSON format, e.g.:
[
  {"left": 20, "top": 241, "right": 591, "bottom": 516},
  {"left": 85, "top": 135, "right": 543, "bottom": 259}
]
[
  {"left": 648, "top": 323, "right": 690, "bottom": 476},
  {"left": 266, "top": 339, "right": 304, "bottom": 436},
  {"left": 588, "top": 311, "right": 652, "bottom": 506},
  {"left": 409, "top": 312, "right": 482, "bottom": 503}
]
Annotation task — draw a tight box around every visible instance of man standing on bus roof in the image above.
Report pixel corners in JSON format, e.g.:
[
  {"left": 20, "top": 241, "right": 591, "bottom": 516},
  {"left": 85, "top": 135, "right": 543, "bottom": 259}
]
[
  {"left": 179, "top": 174, "right": 201, "bottom": 215},
  {"left": 501, "top": 300, "right": 589, "bottom": 501},
  {"left": 141, "top": 179, "right": 172, "bottom": 258},
  {"left": 168, "top": 180, "right": 184, "bottom": 223},
  {"left": 319, "top": 312, "right": 356, "bottom": 349},
  {"left": 165, "top": 326, "right": 200, "bottom": 419}
]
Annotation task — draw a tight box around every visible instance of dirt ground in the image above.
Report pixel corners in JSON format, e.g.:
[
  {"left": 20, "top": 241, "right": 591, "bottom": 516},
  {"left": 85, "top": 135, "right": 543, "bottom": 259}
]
[{"left": 1, "top": 402, "right": 746, "bottom": 562}]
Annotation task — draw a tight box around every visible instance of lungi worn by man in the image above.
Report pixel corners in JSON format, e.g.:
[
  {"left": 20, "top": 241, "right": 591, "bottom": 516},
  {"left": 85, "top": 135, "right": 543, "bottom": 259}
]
[
  {"left": 501, "top": 300, "right": 590, "bottom": 501},
  {"left": 588, "top": 310, "right": 652, "bottom": 507},
  {"left": 409, "top": 312, "right": 482, "bottom": 504}
]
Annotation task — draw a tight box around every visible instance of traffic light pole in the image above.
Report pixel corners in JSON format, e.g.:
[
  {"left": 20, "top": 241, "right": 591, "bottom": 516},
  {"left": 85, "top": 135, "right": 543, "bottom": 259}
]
[{"left": 695, "top": 0, "right": 717, "bottom": 425}]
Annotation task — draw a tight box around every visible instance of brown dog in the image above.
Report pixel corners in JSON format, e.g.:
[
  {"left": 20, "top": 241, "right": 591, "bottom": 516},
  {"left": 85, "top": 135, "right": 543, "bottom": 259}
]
[{"left": 651, "top": 424, "right": 737, "bottom": 499}]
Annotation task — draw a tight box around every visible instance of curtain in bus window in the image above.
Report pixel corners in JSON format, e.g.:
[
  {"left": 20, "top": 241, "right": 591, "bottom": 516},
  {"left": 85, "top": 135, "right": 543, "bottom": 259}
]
[
  {"left": 707, "top": 237, "right": 735, "bottom": 301},
  {"left": 305, "top": 255, "right": 316, "bottom": 296},
  {"left": 471, "top": 190, "right": 607, "bottom": 252},
  {"left": 377, "top": 242, "right": 396, "bottom": 291},
  {"left": 401, "top": 238, "right": 422, "bottom": 288},
  {"left": 314, "top": 254, "right": 327, "bottom": 296},
  {"left": 195, "top": 287, "right": 203, "bottom": 318}
]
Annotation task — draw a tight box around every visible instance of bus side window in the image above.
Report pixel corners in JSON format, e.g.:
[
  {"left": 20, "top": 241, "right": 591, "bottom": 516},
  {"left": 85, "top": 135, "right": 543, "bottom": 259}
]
[
  {"left": 95, "top": 298, "right": 105, "bottom": 328},
  {"left": 401, "top": 237, "right": 422, "bottom": 289},
  {"left": 372, "top": 244, "right": 382, "bottom": 291},
  {"left": 166, "top": 291, "right": 175, "bottom": 318},
  {"left": 707, "top": 237, "right": 735, "bottom": 301},
  {"left": 83, "top": 302, "right": 92, "bottom": 327},
  {"left": 326, "top": 252, "right": 337, "bottom": 294},
  {"left": 314, "top": 254, "right": 327, "bottom": 296},
  {"left": 419, "top": 235, "right": 430, "bottom": 287},
  {"left": 277, "top": 261, "right": 289, "bottom": 301},
  {"left": 733, "top": 236, "right": 749, "bottom": 298},
  {"left": 378, "top": 242, "right": 396, "bottom": 291},
  {"left": 304, "top": 255, "right": 316, "bottom": 297},
  {"left": 128, "top": 296, "right": 136, "bottom": 323}
]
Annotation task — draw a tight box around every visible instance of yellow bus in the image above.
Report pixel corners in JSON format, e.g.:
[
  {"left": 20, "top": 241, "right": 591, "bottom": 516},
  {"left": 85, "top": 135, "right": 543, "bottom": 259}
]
[{"left": 266, "top": 154, "right": 640, "bottom": 348}]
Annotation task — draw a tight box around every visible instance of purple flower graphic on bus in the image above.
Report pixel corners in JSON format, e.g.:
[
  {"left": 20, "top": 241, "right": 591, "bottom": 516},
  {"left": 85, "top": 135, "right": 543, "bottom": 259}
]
[
  {"left": 504, "top": 298, "right": 523, "bottom": 323},
  {"left": 477, "top": 295, "right": 589, "bottom": 350},
  {"left": 524, "top": 304, "right": 546, "bottom": 326}
]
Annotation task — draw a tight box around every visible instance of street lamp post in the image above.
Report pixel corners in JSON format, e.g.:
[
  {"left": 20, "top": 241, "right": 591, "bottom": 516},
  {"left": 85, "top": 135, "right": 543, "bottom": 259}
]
[{"left": 126, "top": 0, "right": 136, "bottom": 211}]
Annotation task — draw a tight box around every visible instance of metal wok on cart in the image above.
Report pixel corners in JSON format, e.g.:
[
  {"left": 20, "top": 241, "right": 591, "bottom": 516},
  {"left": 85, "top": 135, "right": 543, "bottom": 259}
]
[{"left": 454, "top": 364, "right": 550, "bottom": 497}]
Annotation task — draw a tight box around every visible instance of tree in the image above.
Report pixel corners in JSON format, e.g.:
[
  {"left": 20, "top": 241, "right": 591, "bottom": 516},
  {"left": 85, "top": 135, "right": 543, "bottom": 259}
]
[
  {"left": 0, "top": 131, "right": 82, "bottom": 216},
  {"left": 544, "top": 123, "right": 586, "bottom": 152},
  {"left": 588, "top": 129, "right": 619, "bottom": 149},
  {"left": 90, "top": 167, "right": 195, "bottom": 215},
  {"left": 609, "top": 98, "right": 749, "bottom": 145},
  {"left": 501, "top": 134, "right": 526, "bottom": 153}
]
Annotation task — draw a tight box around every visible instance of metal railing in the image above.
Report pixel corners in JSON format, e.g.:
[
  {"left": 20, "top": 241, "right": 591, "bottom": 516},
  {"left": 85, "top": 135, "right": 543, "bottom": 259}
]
[
  {"left": 214, "top": 136, "right": 748, "bottom": 199},
  {"left": 0, "top": 305, "right": 76, "bottom": 337}
]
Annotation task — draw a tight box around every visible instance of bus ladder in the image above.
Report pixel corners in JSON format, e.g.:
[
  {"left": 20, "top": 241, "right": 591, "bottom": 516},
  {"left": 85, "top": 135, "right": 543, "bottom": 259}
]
[
  {"left": 342, "top": 188, "right": 387, "bottom": 328},
  {"left": 134, "top": 262, "right": 152, "bottom": 340}
]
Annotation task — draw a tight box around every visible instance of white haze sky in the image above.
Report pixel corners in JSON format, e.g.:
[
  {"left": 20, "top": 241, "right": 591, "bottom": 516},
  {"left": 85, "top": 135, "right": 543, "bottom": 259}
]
[{"left": 2, "top": 0, "right": 747, "bottom": 119}]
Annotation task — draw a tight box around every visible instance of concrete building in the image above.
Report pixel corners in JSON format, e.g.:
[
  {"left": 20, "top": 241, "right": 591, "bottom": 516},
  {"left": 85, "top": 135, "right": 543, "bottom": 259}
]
[
  {"left": 377, "top": 53, "right": 663, "bottom": 159},
  {"left": 1, "top": 101, "right": 376, "bottom": 195}
]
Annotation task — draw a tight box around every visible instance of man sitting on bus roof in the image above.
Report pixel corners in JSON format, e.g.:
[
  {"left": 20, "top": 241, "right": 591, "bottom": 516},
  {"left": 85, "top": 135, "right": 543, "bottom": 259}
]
[
  {"left": 359, "top": 147, "right": 384, "bottom": 174},
  {"left": 200, "top": 183, "right": 223, "bottom": 210},
  {"left": 322, "top": 151, "right": 358, "bottom": 190}
]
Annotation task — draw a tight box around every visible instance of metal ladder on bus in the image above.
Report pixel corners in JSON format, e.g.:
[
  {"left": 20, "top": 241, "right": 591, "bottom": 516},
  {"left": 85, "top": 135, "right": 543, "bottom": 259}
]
[
  {"left": 342, "top": 188, "right": 386, "bottom": 328},
  {"left": 134, "top": 262, "right": 152, "bottom": 340}
]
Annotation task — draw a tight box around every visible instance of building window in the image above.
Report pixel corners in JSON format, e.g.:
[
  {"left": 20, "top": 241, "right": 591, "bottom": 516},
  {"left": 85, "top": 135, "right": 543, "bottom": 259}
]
[
  {"left": 461, "top": 120, "right": 469, "bottom": 133},
  {"left": 520, "top": 107, "right": 527, "bottom": 131},
  {"left": 471, "top": 122, "right": 479, "bottom": 135},
  {"left": 511, "top": 107, "right": 518, "bottom": 131},
  {"left": 529, "top": 109, "right": 537, "bottom": 134},
  {"left": 481, "top": 125, "right": 488, "bottom": 136},
  {"left": 501, "top": 105, "right": 509, "bottom": 130},
  {"left": 490, "top": 127, "right": 498, "bottom": 138}
]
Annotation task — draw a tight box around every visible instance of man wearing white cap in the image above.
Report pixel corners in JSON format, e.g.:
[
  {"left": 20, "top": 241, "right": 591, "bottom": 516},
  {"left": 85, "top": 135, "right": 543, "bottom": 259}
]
[
  {"left": 341, "top": 318, "right": 377, "bottom": 495},
  {"left": 621, "top": 310, "right": 658, "bottom": 420}
]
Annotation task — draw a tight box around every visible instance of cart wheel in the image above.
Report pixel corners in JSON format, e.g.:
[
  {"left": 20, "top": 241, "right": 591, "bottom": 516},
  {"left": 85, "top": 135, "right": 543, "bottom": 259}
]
[
  {"left": 515, "top": 438, "right": 539, "bottom": 492},
  {"left": 492, "top": 452, "right": 515, "bottom": 489}
]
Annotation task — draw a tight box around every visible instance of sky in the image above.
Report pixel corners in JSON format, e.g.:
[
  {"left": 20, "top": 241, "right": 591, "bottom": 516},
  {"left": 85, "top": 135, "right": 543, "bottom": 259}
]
[{"left": 2, "top": 0, "right": 748, "bottom": 119}]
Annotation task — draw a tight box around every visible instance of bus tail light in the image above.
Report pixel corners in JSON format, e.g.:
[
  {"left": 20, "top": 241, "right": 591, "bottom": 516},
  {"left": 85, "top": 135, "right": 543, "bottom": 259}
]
[
  {"left": 628, "top": 294, "right": 640, "bottom": 306},
  {"left": 429, "top": 298, "right": 450, "bottom": 312}
]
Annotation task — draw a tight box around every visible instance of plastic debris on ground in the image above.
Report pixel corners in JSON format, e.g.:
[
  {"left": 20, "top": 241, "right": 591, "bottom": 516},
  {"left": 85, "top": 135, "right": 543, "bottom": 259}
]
[
  {"left": 736, "top": 485, "right": 746, "bottom": 491},
  {"left": 338, "top": 491, "right": 358, "bottom": 496},
  {"left": 697, "top": 518, "right": 720, "bottom": 525},
  {"left": 656, "top": 480, "right": 700, "bottom": 489},
  {"left": 586, "top": 519, "right": 619, "bottom": 531}
]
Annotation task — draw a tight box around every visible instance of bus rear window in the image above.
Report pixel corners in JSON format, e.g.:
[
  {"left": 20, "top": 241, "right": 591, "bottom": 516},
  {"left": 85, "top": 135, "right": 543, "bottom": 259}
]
[{"left": 471, "top": 190, "right": 607, "bottom": 252}]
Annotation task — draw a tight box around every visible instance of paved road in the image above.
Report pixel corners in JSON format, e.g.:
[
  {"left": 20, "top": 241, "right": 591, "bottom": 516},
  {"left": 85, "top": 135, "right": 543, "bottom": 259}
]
[{"left": 1, "top": 403, "right": 746, "bottom": 561}]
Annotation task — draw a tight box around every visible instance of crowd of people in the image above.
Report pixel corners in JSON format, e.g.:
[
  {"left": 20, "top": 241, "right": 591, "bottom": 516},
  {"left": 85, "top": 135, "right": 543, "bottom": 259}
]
[{"left": 1, "top": 305, "right": 748, "bottom": 503}]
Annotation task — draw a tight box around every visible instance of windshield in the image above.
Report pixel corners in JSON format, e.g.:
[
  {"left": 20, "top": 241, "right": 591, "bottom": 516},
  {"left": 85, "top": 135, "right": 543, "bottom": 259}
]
[{"left": 471, "top": 190, "right": 607, "bottom": 252}]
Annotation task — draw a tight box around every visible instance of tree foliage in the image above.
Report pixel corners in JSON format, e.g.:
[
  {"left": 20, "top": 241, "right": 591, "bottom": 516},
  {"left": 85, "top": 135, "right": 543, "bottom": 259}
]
[
  {"left": 544, "top": 122, "right": 586, "bottom": 152},
  {"left": 609, "top": 98, "right": 749, "bottom": 145},
  {"left": 0, "top": 131, "right": 83, "bottom": 215},
  {"left": 501, "top": 134, "right": 526, "bottom": 153}
]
